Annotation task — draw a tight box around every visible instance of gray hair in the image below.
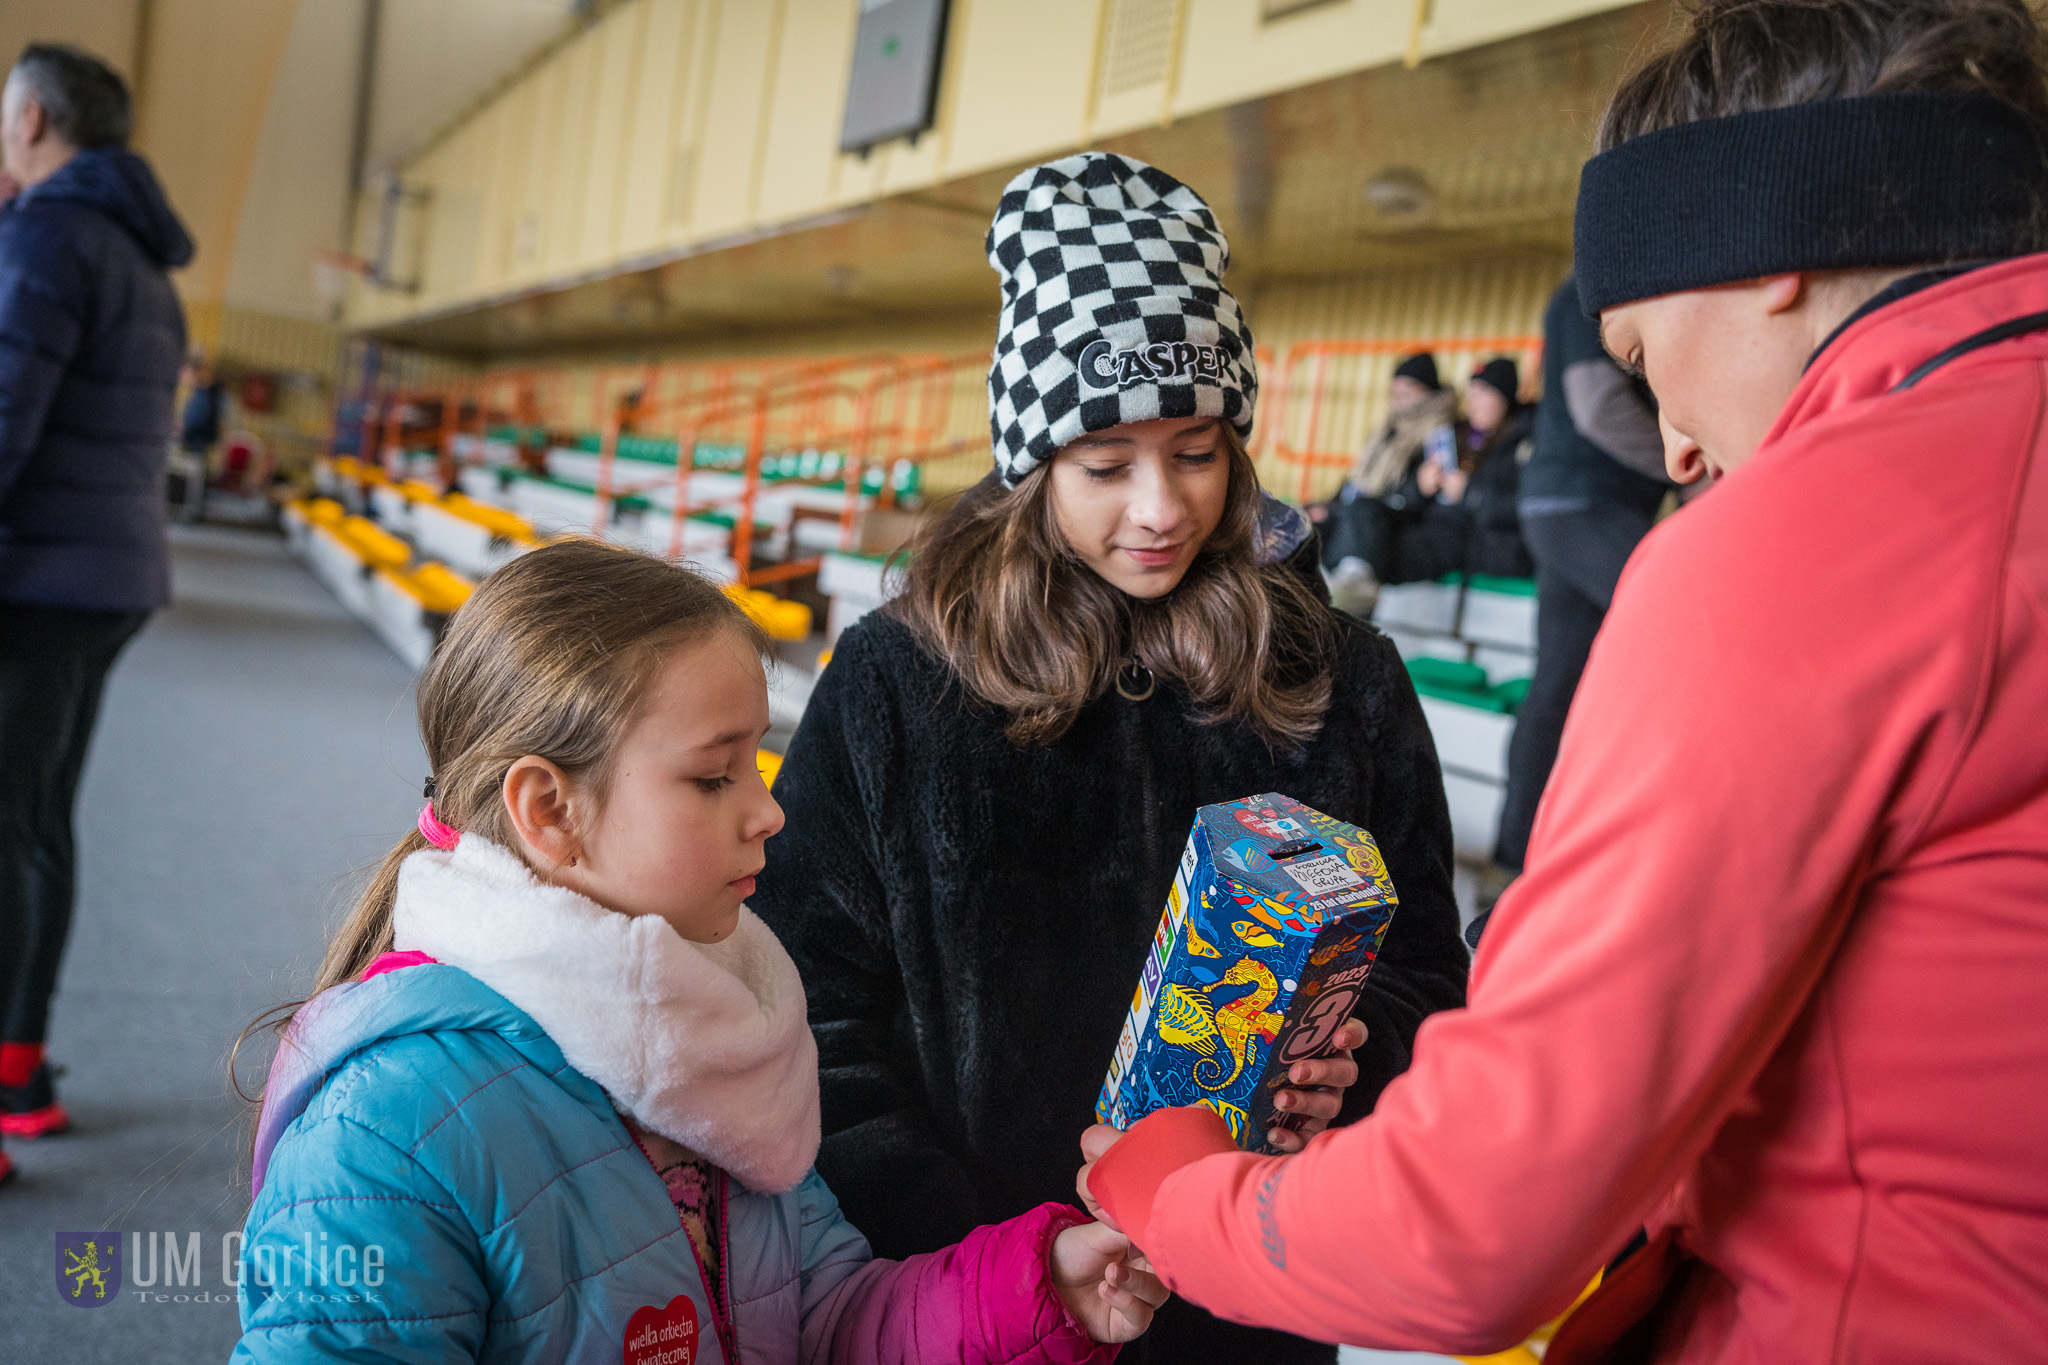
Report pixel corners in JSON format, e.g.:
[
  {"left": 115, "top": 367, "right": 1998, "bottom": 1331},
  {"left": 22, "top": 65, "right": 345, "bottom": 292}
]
[{"left": 7, "top": 44, "right": 130, "bottom": 149}]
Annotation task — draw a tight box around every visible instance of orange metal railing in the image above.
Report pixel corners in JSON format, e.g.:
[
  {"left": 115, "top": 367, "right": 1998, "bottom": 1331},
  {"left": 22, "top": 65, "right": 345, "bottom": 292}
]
[
  {"left": 338, "top": 332, "right": 1549, "bottom": 591},
  {"left": 359, "top": 351, "right": 987, "bottom": 588}
]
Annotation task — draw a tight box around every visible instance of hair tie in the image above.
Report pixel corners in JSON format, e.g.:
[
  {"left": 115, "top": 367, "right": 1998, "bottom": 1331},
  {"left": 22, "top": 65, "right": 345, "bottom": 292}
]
[{"left": 417, "top": 801, "right": 460, "bottom": 851}]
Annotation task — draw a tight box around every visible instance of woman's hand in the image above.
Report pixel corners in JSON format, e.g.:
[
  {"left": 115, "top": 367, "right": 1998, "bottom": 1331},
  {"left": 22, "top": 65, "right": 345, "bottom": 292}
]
[
  {"left": 1440, "top": 467, "right": 1470, "bottom": 503},
  {"left": 1416, "top": 460, "right": 1443, "bottom": 498},
  {"left": 1265, "top": 1018, "right": 1367, "bottom": 1152},
  {"left": 1049, "top": 1219, "right": 1169, "bottom": 1343}
]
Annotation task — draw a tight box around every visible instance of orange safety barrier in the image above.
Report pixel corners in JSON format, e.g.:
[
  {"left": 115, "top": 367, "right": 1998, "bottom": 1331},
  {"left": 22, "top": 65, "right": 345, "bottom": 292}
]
[
  {"left": 601, "top": 351, "right": 986, "bottom": 583},
  {"left": 338, "top": 332, "right": 1550, "bottom": 591},
  {"left": 363, "top": 350, "right": 988, "bottom": 589},
  {"left": 1261, "top": 335, "right": 1544, "bottom": 506}
]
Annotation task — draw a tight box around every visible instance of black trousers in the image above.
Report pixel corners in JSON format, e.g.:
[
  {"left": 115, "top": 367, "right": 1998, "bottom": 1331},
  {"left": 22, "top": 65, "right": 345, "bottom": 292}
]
[
  {"left": 1318, "top": 493, "right": 1470, "bottom": 586},
  {"left": 1493, "top": 505, "right": 1655, "bottom": 872},
  {"left": 0, "top": 604, "right": 149, "bottom": 1044}
]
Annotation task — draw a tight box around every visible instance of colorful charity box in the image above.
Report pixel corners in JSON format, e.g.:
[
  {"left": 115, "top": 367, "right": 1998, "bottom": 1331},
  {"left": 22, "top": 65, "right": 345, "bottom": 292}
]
[{"left": 1095, "top": 792, "right": 1400, "bottom": 1152}]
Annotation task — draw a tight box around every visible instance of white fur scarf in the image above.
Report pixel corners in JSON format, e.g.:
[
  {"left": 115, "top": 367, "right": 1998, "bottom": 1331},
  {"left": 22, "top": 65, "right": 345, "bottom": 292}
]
[{"left": 391, "top": 836, "right": 820, "bottom": 1194}]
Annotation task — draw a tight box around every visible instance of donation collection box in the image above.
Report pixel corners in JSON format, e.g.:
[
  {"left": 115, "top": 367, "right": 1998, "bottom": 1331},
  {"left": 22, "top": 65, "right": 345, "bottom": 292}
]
[{"left": 1097, "top": 792, "right": 1400, "bottom": 1152}]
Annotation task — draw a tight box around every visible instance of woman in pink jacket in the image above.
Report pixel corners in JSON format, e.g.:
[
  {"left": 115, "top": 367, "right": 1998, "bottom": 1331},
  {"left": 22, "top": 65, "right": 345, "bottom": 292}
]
[{"left": 1083, "top": 1, "right": 2048, "bottom": 1360}]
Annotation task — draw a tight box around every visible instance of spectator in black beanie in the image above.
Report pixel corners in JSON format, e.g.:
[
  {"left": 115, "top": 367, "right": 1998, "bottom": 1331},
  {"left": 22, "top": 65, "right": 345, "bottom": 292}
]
[
  {"left": 1310, "top": 351, "right": 1460, "bottom": 614},
  {"left": 1434, "top": 357, "right": 1536, "bottom": 581},
  {"left": 1474, "top": 277, "right": 1678, "bottom": 933},
  {"left": 1312, "top": 354, "right": 1535, "bottom": 615}
]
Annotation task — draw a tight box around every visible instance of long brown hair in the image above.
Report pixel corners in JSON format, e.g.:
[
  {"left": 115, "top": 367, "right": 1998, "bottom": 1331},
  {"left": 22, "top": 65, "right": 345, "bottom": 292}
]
[
  {"left": 234, "top": 540, "right": 765, "bottom": 1105},
  {"left": 890, "top": 424, "right": 1336, "bottom": 748},
  {"left": 1600, "top": 0, "right": 2048, "bottom": 153}
]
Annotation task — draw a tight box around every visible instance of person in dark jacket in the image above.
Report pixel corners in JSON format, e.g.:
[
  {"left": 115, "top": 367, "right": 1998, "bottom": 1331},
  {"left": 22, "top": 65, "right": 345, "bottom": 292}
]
[
  {"left": 178, "top": 351, "right": 223, "bottom": 456},
  {"left": 1446, "top": 357, "right": 1537, "bottom": 579},
  {"left": 752, "top": 153, "right": 1468, "bottom": 1365},
  {"left": 1310, "top": 352, "right": 1462, "bottom": 615},
  {"left": 1477, "top": 278, "right": 1676, "bottom": 935},
  {"left": 1362, "top": 357, "right": 1537, "bottom": 590},
  {"left": 0, "top": 44, "right": 191, "bottom": 1167}
]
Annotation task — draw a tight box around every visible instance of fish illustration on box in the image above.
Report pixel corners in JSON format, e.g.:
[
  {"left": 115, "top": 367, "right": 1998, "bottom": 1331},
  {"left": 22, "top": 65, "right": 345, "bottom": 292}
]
[{"left": 1095, "top": 792, "right": 1399, "bottom": 1153}]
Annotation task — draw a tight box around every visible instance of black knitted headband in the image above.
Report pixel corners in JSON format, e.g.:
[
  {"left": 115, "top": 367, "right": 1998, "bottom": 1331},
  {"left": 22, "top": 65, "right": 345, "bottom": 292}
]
[{"left": 1574, "top": 91, "right": 2048, "bottom": 316}]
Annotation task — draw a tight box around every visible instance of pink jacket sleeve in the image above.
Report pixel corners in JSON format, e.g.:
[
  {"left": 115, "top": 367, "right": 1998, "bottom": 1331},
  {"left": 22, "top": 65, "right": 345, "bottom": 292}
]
[
  {"left": 803, "top": 1200, "right": 1116, "bottom": 1365},
  {"left": 1090, "top": 428, "right": 2000, "bottom": 1353}
]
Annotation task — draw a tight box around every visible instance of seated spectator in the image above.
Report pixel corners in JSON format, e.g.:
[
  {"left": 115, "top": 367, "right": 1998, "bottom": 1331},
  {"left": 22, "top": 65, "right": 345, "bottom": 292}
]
[
  {"left": 1428, "top": 357, "right": 1535, "bottom": 580},
  {"left": 1311, "top": 351, "right": 1460, "bottom": 614},
  {"left": 1313, "top": 356, "right": 1534, "bottom": 615}
]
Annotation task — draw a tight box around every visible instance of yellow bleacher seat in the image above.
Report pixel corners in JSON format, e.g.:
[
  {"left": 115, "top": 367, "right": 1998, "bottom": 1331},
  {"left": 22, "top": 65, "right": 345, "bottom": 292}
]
[
  {"left": 755, "top": 749, "right": 783, "bottom": 788},
  {"left": 442, "top": 493, "right": 538, "bottom": 543},
  {"left": 337, "top": 516, "right": 411, "bottom": 570},
  {"left": 407, "top": 563, "right": 475, "bottom": 614},
  {"left": 725, "top": 585, "right": 812, "bottom": 641}
]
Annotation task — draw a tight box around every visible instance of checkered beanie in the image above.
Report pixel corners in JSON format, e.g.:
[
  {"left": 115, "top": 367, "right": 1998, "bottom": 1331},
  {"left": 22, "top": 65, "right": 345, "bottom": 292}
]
[{"left": 985, "top": 153, "right": 1257, "bottom": 486}]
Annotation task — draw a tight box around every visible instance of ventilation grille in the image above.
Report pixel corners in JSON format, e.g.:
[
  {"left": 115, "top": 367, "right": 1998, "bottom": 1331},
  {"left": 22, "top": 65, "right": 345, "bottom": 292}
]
[{"left": 1099, "top": 0, "right": 1177, "bottom": 99}]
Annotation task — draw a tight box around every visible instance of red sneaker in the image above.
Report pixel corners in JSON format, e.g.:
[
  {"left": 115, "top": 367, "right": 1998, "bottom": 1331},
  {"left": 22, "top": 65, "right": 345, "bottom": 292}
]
[{"left": 0, "top": 1064, "right": 70, "bottom": 1138}]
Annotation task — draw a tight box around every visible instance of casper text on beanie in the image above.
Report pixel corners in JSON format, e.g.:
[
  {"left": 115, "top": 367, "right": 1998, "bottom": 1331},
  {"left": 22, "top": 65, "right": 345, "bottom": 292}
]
[{"left": 984, "top": 153, "right": 1257, "bottom": 487}]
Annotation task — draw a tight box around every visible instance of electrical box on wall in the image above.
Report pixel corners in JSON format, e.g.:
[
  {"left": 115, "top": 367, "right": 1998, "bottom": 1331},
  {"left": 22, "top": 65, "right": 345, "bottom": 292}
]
[{"left": 840, "top": 0, "right": 950, "bottom": 153}]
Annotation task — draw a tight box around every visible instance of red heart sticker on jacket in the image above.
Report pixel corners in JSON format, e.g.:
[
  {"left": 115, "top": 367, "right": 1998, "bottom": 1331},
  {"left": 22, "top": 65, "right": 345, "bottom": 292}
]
[{"left": 623, "top": 1294, "right": 699, "bottom": 1365}]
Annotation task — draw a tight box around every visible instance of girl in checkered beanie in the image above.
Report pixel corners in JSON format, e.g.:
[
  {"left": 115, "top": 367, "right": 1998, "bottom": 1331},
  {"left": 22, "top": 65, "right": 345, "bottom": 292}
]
[{"left": 751, "top": 154, "right": 1467, "bottom": 1365}]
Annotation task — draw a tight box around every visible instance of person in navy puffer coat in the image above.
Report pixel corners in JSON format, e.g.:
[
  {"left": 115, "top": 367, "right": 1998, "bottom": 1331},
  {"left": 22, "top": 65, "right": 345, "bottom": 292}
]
[{"left": 0, "top": 44, "right": 191, "bottom": 1178}]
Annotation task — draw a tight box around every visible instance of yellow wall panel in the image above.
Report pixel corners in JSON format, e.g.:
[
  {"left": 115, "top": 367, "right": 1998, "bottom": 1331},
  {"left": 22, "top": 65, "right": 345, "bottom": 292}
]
[
  {"left": 693, "top": 0, "right": 784, "bottom": 238},
  {"left": 1174, "top": 0, "right": 1636, "bottom": 124},
  {"left": 347, "top": 0, "right": 1650, "bottom": 329},
  {"left": 519, "top": 57, "right": 560, "bottom": 285},
  {"left": 942, "top": 0, "right": 1102, "bottom": 178},
  {"left": 756, "top": 0, "right": 858, "bottom": 223},
  {"left": 869, "top": 115, "right": 947, "bottom": 198},
  {"left": 543, "top": 30, "right": 599, "bottom": 276},
  {"left": 619, "top": 0, "right": 694, "bottom": 254},
  {"left": 482, "top": 81, "right": 528, "bottom": 290},
  {"left": 579, "top": 5, "right": 645, "bottom": 268}
]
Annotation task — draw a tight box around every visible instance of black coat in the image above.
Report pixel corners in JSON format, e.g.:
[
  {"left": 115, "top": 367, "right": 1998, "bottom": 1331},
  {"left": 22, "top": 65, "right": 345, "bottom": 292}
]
[
  {"left": 752, "top": 549, "right": 1469, "bottom": 1363},
  {"left": 0, "top": 148, "right": 191, "bottom": 610},
  {"left": 1463, "top": 404, "right": 1537, "bottom": 579}
]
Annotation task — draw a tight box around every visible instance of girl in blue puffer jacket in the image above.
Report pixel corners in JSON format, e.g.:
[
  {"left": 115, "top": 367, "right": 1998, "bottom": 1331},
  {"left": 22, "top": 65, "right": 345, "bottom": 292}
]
[{"left": 232, "top": 540, "right": 1165, "bottom": 1364}]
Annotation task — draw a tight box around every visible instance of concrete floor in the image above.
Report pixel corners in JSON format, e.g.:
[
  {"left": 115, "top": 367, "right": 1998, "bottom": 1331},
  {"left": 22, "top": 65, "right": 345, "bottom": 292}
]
[{"left": 1, "top": 525, "right": 426, "bottom": 1361}]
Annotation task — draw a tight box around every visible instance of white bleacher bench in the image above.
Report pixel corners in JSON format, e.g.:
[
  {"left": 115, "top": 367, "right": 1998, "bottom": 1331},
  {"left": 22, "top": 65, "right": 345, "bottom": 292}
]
[
  {"left": 1369, "top": 575, "right": 1538, "bottom": 859},
  {"left": 818, "top": 550, "right": 905, "bottom": 641}
]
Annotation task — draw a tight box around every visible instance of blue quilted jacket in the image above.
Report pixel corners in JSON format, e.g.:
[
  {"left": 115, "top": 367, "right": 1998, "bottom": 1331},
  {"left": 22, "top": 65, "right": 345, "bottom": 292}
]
[
  {"left": 233, "top": 960, "right": 1109, "bottom": 1365},
  {"left": 0, "top": 147, "right": 190, "bottom": 609}
]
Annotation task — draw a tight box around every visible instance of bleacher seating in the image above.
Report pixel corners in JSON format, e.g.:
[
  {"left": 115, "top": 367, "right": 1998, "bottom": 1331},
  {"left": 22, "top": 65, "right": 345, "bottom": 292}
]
[
  {"left": 298, "top": 443, "right": 1533, "bottom": 864},
  {"left": 1375, "top": 575, "right": 1538, "bottom": 858}
]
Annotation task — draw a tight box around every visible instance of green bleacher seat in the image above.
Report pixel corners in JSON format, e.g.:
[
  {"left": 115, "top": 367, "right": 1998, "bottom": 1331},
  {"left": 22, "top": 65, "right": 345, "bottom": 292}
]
[{"left": 1404, "top": 656, "right": 1530, "bottom": 714}]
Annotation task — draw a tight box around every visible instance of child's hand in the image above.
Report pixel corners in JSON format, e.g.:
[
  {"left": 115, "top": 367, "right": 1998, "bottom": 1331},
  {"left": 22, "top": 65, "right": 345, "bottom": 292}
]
[
  {"left": 1049, "top": 1219, "right": 1169, "bottom": 1343},
  {"left": 1075, "top": 1123, "right": 1123, "bottom": 1227},
  {"left": 1266, "top": 1018, "right": 1367, "bottom": 1152}
]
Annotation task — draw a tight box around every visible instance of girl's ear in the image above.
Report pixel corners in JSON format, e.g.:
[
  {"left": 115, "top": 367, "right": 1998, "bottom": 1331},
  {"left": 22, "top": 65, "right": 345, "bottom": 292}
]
[{"left": 502, "top": 756, "right": 582, "bottom": 874}]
